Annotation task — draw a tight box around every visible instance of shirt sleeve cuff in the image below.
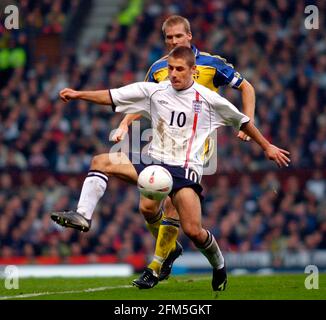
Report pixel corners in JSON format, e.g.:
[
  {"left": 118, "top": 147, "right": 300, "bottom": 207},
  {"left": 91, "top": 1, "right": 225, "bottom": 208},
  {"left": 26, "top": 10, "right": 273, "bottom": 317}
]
[{"left": 108, "top": 89, "right": 116, "bottom": 112}]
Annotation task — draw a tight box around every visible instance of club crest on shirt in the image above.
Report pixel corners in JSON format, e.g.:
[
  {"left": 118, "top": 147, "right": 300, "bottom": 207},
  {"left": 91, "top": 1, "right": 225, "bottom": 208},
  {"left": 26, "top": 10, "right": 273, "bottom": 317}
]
[
  {"left": 193, "top": 100, "right": 202, "bottom": 113},
  {"left": 193, "top": 69, "right": 200, "bottom": 79}
]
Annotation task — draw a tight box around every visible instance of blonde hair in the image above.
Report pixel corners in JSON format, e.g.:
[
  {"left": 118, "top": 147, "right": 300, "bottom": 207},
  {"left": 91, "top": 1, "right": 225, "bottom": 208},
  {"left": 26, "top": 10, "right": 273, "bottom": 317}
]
[{"left": 162, "top": 15, "right": 191, "bottom": 36}]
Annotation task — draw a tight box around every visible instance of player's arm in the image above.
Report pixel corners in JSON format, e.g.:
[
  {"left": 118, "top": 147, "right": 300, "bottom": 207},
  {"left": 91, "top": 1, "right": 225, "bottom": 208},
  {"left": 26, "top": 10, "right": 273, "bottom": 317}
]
[
  {"left": 60, "top": 83, "right": 150, "bottom": 117},
  {"left": 240, "top": 121, "right": 290, "bottom": 168},
  {"left": 237, "top": 79, "right": 255, "bottom": 141},
  {"left": 112, "top": 64, "right": 157, "bottom": 142},
  {"left": 112, "top": 113, "right": 142, "bottom": 142},
  {"left": 212, "top": 55, "right": 256, "bottom": 142},
  {"left": 60, "top": 88, "right": 112, "bottom": 105}
]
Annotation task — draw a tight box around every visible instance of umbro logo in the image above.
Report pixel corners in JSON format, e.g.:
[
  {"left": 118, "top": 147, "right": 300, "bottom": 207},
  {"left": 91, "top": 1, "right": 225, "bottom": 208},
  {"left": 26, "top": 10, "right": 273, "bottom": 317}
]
[{"left": 158, "top": 100, "right": 169, "bottom": 105}]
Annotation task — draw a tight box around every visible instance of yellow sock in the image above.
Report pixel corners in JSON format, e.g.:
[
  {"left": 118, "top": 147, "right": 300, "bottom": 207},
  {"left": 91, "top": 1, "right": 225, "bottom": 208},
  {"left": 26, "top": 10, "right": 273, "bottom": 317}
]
[
  {"left": 145, "top": 210, "right": 163, "bottom": 239},
  {"left": 148, "top": 218, "right": 180, "bottom": 275}
]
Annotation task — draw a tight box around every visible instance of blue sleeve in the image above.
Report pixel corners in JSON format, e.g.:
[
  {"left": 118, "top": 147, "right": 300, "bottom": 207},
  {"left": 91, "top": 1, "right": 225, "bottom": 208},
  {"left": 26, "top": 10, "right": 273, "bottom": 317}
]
[
  {"left": 212, "top": 56, "right": 243, "bottom": 89},
  {"left": 144, "top": 58, "right": 167, "bottom": 83},
  {"left": 144, "top": 65, "right": 156, "bottom": 83}
]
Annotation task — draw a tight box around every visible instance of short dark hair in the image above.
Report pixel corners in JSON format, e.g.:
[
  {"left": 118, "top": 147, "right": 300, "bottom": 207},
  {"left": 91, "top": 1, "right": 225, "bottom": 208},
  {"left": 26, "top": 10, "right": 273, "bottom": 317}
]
[
  {"left": 168, "top": 46, "right": 195, "bottom": 67},
  {"left": 162, "top": 15, "right": 191, "bottom": 37}
]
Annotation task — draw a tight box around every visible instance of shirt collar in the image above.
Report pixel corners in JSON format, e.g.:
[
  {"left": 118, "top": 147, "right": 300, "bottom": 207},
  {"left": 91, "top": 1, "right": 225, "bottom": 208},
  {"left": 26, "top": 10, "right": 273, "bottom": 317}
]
[
  {"left": 191, "top": 45, "right": 200, "bottom": 58},
  {"left": 169, "top": 80, "right": 195, "bottom": 94}
]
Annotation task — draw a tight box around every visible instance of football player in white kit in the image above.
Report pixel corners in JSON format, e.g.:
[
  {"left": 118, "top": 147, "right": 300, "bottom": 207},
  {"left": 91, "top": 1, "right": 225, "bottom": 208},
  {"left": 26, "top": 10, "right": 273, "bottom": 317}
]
[
  {"left": 51, "top": 46, "right": 290, "bottom": 291},
  {"left": 113, "top": 16, "right": 256, "bottom": 285}
]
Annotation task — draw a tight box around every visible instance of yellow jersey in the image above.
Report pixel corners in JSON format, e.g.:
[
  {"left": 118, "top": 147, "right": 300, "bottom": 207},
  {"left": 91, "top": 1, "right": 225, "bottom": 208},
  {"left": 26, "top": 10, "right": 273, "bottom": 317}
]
[{"left": 144, "top": 45, "right": 243, "bottom": 91}]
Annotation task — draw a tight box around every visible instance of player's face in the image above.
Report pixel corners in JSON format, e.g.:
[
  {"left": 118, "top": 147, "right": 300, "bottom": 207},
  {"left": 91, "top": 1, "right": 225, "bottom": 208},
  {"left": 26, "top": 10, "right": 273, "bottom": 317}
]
[
  {"left": 164, "top": 24, "right": 192, "bottom": 51},
  {"left": 168, "top": 57, "right": 196, "bottom": 90}
]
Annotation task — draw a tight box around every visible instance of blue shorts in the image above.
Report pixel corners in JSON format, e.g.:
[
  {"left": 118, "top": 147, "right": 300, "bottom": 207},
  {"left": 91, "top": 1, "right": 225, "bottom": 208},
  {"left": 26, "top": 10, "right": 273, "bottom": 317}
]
[{"left": 130, "top": 153, "right": 203, "bottom": 200}]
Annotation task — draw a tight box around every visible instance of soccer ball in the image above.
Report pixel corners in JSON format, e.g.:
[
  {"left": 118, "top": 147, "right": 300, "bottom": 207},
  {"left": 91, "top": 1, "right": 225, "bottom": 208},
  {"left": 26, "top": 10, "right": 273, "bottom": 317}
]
[{"left": 137, "top": 165, "right": 173, "bottom": 201}]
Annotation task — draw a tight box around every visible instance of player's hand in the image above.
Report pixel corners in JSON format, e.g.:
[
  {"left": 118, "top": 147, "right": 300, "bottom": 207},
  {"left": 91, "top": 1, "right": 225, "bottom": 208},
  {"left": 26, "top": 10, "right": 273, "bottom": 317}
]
[
  {"left": 264, "top": 144, "right": 290, "bottom": 168},
  {"left": 237, "top": 130, "right": 251, "bottom": 141},
  {"left": 59, "top": 88, "right": 80, "bottom": 102},
  {"left": 112, "top": 124, "right": 128, "bottom": 142}
]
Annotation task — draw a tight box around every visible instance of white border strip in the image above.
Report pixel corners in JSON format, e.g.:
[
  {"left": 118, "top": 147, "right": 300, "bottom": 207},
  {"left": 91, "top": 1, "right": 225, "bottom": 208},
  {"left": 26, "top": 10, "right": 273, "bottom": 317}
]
[{"left": 0, "top": 264, "right": 133, "bottom": 278}]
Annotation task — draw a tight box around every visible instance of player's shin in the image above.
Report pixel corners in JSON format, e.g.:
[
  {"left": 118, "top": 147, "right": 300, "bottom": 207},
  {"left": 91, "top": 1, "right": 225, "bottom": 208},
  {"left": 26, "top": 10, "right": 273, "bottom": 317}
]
[
  {"left": 148, "top": 216, "right": 180, "bottom": 274},
  {"left": 145, "top": 209, "right": 163, "bottom": 238},
  {"left": 77, "top": 170, "right": 108, "bottom": 220},
  {"left": 195, "top": 230, "right": 224, "bottom": 269}
]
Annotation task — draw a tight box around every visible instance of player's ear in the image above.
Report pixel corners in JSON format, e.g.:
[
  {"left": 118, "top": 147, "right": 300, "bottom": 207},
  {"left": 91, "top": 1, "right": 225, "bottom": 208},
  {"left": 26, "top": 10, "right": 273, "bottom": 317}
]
[
  {"left": 191, "top": 65, "right": 196, "bottom": 74},
  {"left": 188, "top": 32, "right": 192, "bottom": 42}
]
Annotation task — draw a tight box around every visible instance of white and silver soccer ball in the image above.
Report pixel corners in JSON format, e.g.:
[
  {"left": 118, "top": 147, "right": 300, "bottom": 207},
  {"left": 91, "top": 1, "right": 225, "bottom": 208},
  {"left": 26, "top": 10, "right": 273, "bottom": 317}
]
[{"left": 137, "top": 165, "right": 173, "bottom": 201}]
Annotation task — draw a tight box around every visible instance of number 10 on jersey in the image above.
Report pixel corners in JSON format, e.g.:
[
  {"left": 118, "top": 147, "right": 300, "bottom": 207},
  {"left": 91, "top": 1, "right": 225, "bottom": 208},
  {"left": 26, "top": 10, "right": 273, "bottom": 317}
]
[{"left": 169, "top": 111, "right": 186, "bottom": 127}]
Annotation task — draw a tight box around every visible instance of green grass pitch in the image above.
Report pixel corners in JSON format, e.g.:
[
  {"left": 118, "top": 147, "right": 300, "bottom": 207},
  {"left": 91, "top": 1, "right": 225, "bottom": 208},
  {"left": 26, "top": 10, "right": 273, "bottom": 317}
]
[{"left": 0, "top": 274, "right": 325, "bottom": 300}]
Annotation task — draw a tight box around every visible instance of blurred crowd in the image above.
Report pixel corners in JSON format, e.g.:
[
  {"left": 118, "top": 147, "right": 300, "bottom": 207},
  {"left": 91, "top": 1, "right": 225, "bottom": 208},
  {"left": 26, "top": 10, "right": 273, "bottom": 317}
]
[
  {"left": 0, "top": 170, "right": 325, "bottom": 265},
  {"left": 0, "top": 0, "right": 325, "bottom": 263}
]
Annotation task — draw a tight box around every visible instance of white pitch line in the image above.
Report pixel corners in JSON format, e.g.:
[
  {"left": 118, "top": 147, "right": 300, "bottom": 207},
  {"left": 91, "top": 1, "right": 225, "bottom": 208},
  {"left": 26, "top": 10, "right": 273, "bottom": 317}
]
[
  {"left": 0, "top": 275, "right": 212, "bottom": 300},
  {"left": 0, "top": 285, "right": 132, "bottom": 300}
]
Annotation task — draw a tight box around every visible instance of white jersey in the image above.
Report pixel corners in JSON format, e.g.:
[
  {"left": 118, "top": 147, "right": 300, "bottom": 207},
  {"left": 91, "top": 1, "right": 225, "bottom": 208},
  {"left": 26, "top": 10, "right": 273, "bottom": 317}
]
[{"left": 110, "top": 81, "right": 250, "bottom": 178}]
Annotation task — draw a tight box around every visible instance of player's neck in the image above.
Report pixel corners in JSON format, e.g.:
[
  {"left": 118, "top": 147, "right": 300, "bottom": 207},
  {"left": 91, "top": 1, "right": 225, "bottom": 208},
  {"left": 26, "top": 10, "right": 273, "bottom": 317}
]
[{"left": 176, "top": 80, "right": 194, "bottom": 92}]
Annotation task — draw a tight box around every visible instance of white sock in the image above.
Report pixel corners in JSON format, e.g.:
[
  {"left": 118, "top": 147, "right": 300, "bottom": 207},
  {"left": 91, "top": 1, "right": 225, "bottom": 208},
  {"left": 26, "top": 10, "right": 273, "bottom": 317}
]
[
  {"left": 77, "top": 170, "right": 108, "bottom": 220},
  {"left": 197, "top": 230, "right": 224, "bottom": 269}
]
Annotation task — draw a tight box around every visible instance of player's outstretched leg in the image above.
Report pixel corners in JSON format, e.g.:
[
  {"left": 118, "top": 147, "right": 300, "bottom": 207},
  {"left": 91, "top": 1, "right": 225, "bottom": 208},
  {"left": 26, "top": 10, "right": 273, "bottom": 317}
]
[
  {"left": 50, "top": 152, "right": 138, "bottom": 232},
  {"left": 50, "top": 168, "right": 108, "bottom": 232},
  {"left": 51, "top": 210, "right": 91, "bottom": 232},
  {"left": 132, "top": 268, "right": 159, "bottom": 289}
]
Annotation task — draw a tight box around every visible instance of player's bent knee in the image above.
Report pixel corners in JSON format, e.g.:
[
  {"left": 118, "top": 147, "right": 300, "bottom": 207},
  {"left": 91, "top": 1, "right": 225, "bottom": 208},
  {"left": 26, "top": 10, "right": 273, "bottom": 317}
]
[
  {"left": 139, "top": 202, "right": 156, "bottom": 216},
  {"left": 90, "top": 152, "right": 130, "bottom": 173},
  {"left": 90, "top": 154, "right": 111, "bottom": 172},
  {"left": 139, "top": 198, "right": 160, "bottom": 218}
]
